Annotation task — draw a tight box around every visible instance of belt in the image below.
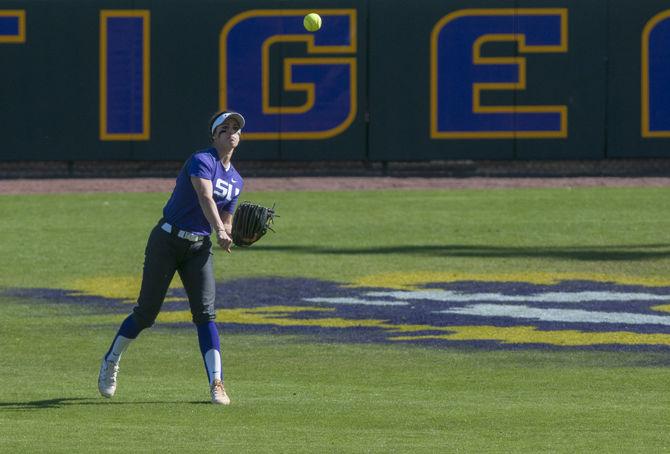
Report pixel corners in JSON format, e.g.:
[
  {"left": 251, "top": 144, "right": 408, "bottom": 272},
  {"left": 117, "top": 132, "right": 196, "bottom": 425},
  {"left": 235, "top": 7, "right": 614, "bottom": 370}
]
[{"left": 161, "top": 222, "right": 206, "bottom": 242}]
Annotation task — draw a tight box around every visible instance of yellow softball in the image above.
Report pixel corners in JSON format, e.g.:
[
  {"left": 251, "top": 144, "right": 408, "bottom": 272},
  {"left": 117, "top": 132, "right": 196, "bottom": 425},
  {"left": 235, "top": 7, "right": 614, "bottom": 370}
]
[{"left": 303, "top": 13, "right": 322, "bottom": 32}]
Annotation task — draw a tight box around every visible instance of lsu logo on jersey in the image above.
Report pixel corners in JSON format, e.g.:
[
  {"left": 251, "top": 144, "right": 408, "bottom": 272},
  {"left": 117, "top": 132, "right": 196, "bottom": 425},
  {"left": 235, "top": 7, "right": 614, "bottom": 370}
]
[
  {"left": 213, "top": 178, "right": 240, "bottom": 201},
  {"left": 219, "top": 9, "right": 357, "bottom": 140},
  {"left": 430, "top": 9, "right": 568, "bottom": 139}
]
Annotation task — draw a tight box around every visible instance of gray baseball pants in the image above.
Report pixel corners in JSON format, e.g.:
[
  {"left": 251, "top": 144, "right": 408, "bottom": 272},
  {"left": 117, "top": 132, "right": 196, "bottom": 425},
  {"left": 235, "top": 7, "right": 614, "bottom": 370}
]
[{"left": 131, "top": 222, "right": 216, "bottom": 329}]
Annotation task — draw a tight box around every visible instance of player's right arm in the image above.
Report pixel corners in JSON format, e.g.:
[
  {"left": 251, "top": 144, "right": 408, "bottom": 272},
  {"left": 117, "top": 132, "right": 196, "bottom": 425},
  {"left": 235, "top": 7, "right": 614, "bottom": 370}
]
[
  {"left": 219, "top": 210, "right": 233, "bottom": 236},
  {"left": 190, "top": 176, "right": 232, "bottom": 252}
]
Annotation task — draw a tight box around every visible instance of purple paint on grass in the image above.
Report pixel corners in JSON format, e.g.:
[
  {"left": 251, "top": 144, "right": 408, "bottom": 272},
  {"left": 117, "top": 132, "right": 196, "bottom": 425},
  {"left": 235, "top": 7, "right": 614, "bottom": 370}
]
[{"left": 4, "top": 278, "right": 670, "bottom": 351}]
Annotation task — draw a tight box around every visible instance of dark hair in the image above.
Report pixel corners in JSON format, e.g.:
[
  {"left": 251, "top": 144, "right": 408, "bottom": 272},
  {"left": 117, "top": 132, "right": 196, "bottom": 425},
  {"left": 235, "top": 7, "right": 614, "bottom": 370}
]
[{"left": 208, "top": 110, "right": 229, "bottom": 141}]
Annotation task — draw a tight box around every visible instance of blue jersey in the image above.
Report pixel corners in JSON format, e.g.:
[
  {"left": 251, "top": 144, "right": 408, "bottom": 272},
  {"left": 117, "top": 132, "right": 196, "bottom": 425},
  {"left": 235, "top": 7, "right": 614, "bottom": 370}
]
[{"left": 162, "top": 148, "right": 243, "bottom": 235}]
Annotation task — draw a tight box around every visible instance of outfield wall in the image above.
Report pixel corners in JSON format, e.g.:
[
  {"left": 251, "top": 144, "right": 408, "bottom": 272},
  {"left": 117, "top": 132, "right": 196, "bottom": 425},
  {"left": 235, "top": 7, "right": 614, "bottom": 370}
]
[{"left": 1, "top": 1, "right": 669, "bottom": 161}]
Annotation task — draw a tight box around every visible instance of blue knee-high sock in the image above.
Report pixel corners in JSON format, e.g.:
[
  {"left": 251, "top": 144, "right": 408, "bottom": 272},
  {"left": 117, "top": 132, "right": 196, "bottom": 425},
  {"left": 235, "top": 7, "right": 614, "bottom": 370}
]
[
  {"left": 104, "top": 315, "right": 142, "bottom": 363},
  {"left": 196, "top": 321, "right": 222, "bottom": 384}
]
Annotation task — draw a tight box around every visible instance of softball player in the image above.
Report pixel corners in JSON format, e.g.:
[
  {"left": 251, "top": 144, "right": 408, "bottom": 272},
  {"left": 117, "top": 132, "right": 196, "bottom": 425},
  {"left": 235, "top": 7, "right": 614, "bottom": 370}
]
[{"left": 98, "top": 110, "right": 246, "bottom": 405}]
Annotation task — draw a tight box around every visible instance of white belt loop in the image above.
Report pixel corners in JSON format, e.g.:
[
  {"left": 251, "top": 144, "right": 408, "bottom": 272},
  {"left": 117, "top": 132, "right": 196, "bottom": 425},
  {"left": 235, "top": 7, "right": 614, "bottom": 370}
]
[{"left": 161, "top": 223, "right": 172, "bottom": 234}]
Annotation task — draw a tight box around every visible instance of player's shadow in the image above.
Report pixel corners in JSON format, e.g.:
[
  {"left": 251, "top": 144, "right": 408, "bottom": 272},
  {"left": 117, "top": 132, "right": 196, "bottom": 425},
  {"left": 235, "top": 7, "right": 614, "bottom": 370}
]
[
  {"left": 0, "top": 397, "right": 94, "bottom": 410},
  {"left": 0, "top": 398, "right": 208, "bottom": 410},
  {"left": 251, "top": 243, "right": 670, "bottom": 261}
]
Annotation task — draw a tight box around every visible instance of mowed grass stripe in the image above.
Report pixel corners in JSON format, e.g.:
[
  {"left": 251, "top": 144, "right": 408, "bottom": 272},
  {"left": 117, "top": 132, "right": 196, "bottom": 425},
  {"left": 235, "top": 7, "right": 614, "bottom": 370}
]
[{"left": 0, "top": 187, "right": 669, "bottom": 288}]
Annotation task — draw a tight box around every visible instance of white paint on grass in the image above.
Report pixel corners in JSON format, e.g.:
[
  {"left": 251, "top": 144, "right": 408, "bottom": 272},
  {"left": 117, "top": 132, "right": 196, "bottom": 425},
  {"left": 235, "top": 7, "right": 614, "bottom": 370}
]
[
  {"left": 303, "top": 297, "right": 409, "bottom": 307},
  {"left": 437, "top": 304, "right": 670, "bottom": 326},
  {"left": 365, "top": 290, "right": 669, "bottom": 303}
]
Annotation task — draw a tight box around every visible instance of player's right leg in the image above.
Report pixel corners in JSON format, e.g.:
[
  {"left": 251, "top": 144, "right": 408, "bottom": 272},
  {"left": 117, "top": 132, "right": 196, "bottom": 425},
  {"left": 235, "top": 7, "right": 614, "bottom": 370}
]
[
  {"left": 98, "top": 314, "right": 141, "bottom": 398},
  {"left": 98, "top": 223, "right": 179, "bottom": 398}
]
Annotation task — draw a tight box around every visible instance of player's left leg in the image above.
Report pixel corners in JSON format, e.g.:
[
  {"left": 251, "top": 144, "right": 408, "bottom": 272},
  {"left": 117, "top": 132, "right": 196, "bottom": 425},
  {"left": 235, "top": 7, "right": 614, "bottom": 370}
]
[
  {"left": 195, "top": 321, "right": 229, "bottom": 405},
  {"left": 178, "top": 238, "right": 230, "bottom": 405}
]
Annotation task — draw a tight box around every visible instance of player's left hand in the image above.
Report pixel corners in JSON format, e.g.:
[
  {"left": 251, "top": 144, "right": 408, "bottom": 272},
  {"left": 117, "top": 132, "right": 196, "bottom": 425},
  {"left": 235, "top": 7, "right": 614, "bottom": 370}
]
[{"left": 231, "top": 202, "right": 277, "bottom": 247}]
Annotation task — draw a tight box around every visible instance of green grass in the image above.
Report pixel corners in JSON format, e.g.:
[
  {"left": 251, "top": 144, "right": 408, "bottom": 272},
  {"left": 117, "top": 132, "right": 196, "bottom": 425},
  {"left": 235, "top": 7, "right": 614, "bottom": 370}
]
[
  {"left": 1, "top": 187, "right": 669, "bottom": 287},
  {"left": 1, "top": 187, "right": 669, "bottom": 452},
  {"left": 2, "top": 302, "right": 669, "bottom": 452}
]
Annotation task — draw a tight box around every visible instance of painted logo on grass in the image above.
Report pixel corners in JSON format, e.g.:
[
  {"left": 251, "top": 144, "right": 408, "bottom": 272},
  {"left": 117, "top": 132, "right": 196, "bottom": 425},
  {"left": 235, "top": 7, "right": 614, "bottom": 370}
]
[{"left": 6, "top": 273, "right": 670, "bottom": 350}]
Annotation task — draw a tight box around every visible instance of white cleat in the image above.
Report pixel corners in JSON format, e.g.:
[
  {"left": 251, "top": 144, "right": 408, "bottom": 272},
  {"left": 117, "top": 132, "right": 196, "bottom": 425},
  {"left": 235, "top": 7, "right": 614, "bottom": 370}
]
[
  {"left": 210, "top": 379, "right": 230, "bottom": 405},
  {"left": 98, "top": 358, "right": 119, "bottom": 398}
]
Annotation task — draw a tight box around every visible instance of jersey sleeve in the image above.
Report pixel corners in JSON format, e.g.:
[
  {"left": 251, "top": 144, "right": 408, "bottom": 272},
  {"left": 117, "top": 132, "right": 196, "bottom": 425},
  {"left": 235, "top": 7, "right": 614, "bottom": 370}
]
[{"left": 188, "top": 153, "right": 215, "bottom": 180}]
